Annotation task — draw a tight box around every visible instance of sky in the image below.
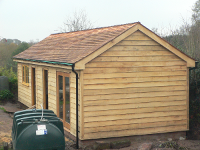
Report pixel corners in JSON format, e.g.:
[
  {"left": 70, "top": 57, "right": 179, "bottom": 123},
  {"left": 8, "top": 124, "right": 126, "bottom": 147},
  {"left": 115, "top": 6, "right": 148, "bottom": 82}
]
[{"left": 0, "top": 0, "right": 197, "bottom": 42}]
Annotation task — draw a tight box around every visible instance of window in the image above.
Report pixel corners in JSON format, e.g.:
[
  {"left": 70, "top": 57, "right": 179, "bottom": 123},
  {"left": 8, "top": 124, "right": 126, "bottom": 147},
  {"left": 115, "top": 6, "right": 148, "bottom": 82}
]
[
  {"left": 57, "top": 72, "right": 70, "bottom": 129},
  {"left": 22, "top": 65, "right": 29, "bottom": 85}
]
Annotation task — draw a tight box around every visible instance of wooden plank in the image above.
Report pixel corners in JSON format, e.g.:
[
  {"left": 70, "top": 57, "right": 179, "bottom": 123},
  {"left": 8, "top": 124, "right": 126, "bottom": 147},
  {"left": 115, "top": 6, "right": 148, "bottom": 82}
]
[
  {"left": 130, "top": 30, "right": 146, "bottom": 36},
  {"left": 116, "top": 40, "right": 159, "bottom": 46},
  {"left": 18, "top": 94, "right": 31, "bottom": 101},
  {"left": 49, "top": 89, "right": 56, "bottom": 96},
  {"left": 84, "top": 81, "right": 186, "bottom": 90},
  {"left": 84, "top": 95, "right": 186, "bottom": 106},
  {"left": 84, "top": 76, "right": 186, "bottom": 85},
  {"left": 109, "top": 45, "right": 166, "bottom": 51},
  {"left": 18, "top": 89, "right": 31, "bottom": 95},
  {"left": 127, "top": 31, "right": 145, "bottom": 36},
  {"left": 48, "top": 85, "right": 56, "bottom": 91},
  {"left": 79, "top": 70, "right": 84, "bottom": 139},
  {"left": 84, "top": 90, "right": 186, "bottom": 101},
  {"left": 83, "top": 125, "right": 187, "bottom": 139},
  {"left": 124, "top": 35, "right": 152, "bottom": 41},
  {"left": 71, "top": 112, "right": 81, "bottom": 120},
  {"left": 84, "top": 100, "right": 186, "bottom": 112},
  {"left": 36, "top": 85, "right": 43, "bottom": 91},
  {"left": 100, "top": 50, "right": 174, "bottom": 57},
  {"left": 187, "top": 68, "right": 189, "bottom": 129},
  {"left": 84, "top": 105, "right": 186, "bottom": 117},
  {"left": 86, "top": 61, "right": 186, "bottom": 68},
  {"left": 84, "top": 66, "right": 187, "bottom": 74},
  {"left": 84, "top": 120, "right": 187, "bottom": 133},
  {"left": 93, "top": 55, "right": 180, "bottom": 62},
  {"left": 84, "top": 110, "right": 186, "bottom": 122},
  {"left": 84, "top": 71, "right": 186, "bottom": 79}
]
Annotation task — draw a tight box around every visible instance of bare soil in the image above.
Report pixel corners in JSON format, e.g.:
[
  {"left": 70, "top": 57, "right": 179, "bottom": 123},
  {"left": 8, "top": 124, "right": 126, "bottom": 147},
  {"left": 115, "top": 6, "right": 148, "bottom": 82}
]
[{"left": 0, "top": 106, "right": 13, "bottom": 147}]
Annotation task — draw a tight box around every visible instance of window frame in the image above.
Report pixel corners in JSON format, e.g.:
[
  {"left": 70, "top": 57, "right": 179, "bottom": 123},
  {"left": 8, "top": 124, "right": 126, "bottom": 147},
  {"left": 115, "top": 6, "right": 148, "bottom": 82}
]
[
  {"left": 22, "top": 65, "right": 29, "bottom": 86},
  {"left": 56, "top": 71, "right": 71, "bottom": 129}
]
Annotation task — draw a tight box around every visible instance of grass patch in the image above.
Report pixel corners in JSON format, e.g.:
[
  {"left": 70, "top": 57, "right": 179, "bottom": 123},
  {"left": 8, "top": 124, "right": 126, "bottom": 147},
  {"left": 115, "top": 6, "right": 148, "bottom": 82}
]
[
  {"left": 159, "top": 141, "right": 188, "bottom": 150},
  {"left": 0, "top": 107, "right": 6, "bottom": 112},
  {"left": 0, "top": 147, "right": 12, "bottom": 150}
]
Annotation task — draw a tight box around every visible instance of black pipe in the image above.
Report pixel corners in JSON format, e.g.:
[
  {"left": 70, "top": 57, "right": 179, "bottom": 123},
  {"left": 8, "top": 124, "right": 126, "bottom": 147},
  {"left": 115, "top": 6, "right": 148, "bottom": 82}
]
[{"left": 72, "top": 64, "right": 79, "bottom": 149}]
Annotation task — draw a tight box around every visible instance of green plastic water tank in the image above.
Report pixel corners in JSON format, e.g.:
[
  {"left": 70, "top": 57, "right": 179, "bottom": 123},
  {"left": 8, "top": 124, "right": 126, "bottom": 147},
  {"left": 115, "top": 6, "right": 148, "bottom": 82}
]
[{"left": 12, "top": 109, "right": 65, "bottom": 150}]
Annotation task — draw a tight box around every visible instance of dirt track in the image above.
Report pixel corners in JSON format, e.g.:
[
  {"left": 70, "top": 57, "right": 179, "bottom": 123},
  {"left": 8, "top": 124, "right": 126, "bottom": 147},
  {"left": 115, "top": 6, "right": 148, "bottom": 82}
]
[{"left": 0, "top": 108, "right": 12, "bottom": 147}]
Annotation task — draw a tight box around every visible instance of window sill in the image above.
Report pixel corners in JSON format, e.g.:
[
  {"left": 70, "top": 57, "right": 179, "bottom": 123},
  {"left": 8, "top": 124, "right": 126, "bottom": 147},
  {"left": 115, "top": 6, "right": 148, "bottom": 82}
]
[{"left": 22, "top": 82, "right": 29, "bottom": 86}]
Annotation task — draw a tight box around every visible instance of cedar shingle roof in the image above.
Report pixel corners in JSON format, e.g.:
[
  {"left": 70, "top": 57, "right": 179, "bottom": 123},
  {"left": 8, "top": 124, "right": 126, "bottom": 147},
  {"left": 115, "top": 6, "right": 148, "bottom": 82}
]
[{"left": 14, "top": 23, "right": 138, "bottom": 64}]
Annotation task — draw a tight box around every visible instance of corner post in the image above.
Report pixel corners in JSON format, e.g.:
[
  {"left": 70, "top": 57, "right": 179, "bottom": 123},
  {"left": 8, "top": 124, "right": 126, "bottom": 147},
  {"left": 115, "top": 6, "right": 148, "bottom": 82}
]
[{"left": 72, "top": 64, "right": 79, "bottom": 149}]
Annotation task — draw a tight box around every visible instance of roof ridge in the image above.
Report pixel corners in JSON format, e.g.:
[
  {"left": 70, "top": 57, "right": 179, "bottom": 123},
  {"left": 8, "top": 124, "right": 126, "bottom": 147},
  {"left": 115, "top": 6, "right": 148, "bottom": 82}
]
[{"left": 51, "top": 22, "right": 140, "bottom": 35}]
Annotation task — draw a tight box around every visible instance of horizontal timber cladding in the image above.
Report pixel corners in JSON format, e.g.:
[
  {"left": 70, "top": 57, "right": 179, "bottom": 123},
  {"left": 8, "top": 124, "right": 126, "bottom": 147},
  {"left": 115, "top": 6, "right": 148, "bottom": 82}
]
[
  {"left": 83, "top": 125, "right": 187, "bottom": 139},
  {"left": 17, "top": 63, "right": 32, "bottom": 107},
  {"left": 84, "top": 66, "right": 186, "bottom": 74},
  {"left": 86, "top": 61, "right": 186, "bottom": 68},
  {"left": 82, "top": 31, "right": 188, "bottom": 139},
  {"left": 21, "top": 65, "right": 82, "bottom": 137}
]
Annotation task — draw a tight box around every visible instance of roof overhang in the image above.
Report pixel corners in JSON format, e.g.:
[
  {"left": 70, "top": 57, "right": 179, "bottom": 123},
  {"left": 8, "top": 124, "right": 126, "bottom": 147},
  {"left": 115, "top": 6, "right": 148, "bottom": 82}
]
[{"left": 13, "top": 58, "right": 73, "bottom": 70}]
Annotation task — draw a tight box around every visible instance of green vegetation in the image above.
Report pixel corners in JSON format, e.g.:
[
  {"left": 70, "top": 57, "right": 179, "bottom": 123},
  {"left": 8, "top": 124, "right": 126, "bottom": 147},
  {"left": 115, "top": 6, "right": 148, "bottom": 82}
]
[
  {"left": 0, "top": 41, "right": 31, "bottom": 102},
  {"left": 0, "top": 67, "right": 18, "bottom": 93},
  {"left": 7, "top": 42, "right": 30, "bottom": 72},
  {"left": 159, "top": 0, "right": 200, "bottom": 133},
  {"left": 0, "top": 40, "right": 31, "bottom": 72},
  {"left": 0, "top": 67, "right": 17, "bottom": 102},
  {"left": 0, "top": 106, "right": 6, "bottom": 112},
  {"left": 159, "top": 141, "right": 188, "bottom": 150},
  {"left": 0, "top": 147, "right": 12, "bottom": 150},
  {"left": 0, "top": 90, "right": 14, "bottom": 101}
]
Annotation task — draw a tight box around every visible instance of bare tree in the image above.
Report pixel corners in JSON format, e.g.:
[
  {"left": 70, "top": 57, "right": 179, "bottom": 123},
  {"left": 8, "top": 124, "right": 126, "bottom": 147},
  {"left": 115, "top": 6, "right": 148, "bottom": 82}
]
[
  {"left": 60, "top": 10, "right": 93, "bottom": 32},
  {"left": 192, "top": 0, "right": 200, "bottom": 23}
]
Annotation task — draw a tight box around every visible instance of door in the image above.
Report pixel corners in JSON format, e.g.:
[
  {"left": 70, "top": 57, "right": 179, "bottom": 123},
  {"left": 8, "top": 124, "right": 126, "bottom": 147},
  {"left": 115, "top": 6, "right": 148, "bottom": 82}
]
[
  {"left": 31, "top": 67, "right": 36, "bottom": 106},
  {"left": 56, "top": 72, "right": 70, "bottom": 129},
  {"left": 43, "top": 69, "right": 48, "bottom": 109}
]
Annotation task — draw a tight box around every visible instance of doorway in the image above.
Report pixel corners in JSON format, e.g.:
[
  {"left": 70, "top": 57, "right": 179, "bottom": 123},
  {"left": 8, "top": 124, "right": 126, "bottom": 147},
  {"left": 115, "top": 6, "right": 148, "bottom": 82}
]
[
  {"left": 56, "top": 72, "right": 70, "bottom": 129},
  {"left": 31, "top": 67, "right": 36, "bottom": 106},
  {"left": 43, "top": 69, "right": 48, "bottom": 109}
]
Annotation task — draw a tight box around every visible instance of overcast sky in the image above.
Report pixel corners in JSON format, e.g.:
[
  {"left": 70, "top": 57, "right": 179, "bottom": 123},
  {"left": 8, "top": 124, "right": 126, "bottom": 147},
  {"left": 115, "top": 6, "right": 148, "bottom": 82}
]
[{"left": 0, "top": 0, "right": 197, "bottom": 42}]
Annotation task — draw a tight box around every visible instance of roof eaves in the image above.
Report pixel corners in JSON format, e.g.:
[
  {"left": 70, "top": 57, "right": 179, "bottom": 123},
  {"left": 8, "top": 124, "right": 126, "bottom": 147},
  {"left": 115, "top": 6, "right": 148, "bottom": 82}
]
[{"left": 13, "top": 57, "right": 73, "bottom": 66}]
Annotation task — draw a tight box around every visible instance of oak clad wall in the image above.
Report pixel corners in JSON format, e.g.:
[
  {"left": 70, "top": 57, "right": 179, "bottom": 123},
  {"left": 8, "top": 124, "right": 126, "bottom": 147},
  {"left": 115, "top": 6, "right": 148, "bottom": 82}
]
[
  {"left": 82, "top": 31, "right": 188, "bottom": 139},
  {"left": 17, "top": 63, "right": 32, "bottom": 107},
  {"left": 17, "top": 63, "right": 80, "bottom": 137}
]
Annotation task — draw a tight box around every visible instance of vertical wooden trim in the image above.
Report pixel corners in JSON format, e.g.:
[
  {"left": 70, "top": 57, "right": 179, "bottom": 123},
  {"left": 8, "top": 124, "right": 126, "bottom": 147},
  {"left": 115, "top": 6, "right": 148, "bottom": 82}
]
[
  {"left": 43, "top": 69, "right": 46, "bottom": 109},
  {"left": 56, "top": 72, "right": 59, "bottom": 116},
  {"left": 31, "top": 67, "right": 35, "bottom": 106},
  {"left": 63, "top": 76, "right": 66, "bottom": 127},
  {"left": 22, "top": 64, "right": 29, "bottom": 86},
  {"left": 18, "top": 63, "right": 20, "bottom": 104},
  {"left": 22, "top": 64, "right": 24, "bottom": 83},
  {"left": 56, "top": 71, "right": 71, "bottom": 129},
  {"left": 187, "top": 68, "right": 189, "bottom": 130},
  {"left": 68, "top": 74, "right": 71, "bottom": 130},
  {"left": 80, "top": 70, "right": 84, "bottom": 139}
]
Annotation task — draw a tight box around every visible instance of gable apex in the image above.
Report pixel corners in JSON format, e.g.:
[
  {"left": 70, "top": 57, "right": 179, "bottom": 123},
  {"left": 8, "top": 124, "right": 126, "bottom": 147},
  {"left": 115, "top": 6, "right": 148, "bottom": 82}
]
[
  {"left": 75, "top": 23, "right": 196, "bottom": 69},
  {"left": 136, "top": 24, "right": 196, "bottom": 67}
]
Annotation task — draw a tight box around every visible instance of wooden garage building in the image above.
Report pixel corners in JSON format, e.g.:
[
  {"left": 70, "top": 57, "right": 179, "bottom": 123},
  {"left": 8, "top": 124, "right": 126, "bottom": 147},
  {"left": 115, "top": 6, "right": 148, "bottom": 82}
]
[{"left": 13, "top": 22, "right": 196, "bottom": 140}]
